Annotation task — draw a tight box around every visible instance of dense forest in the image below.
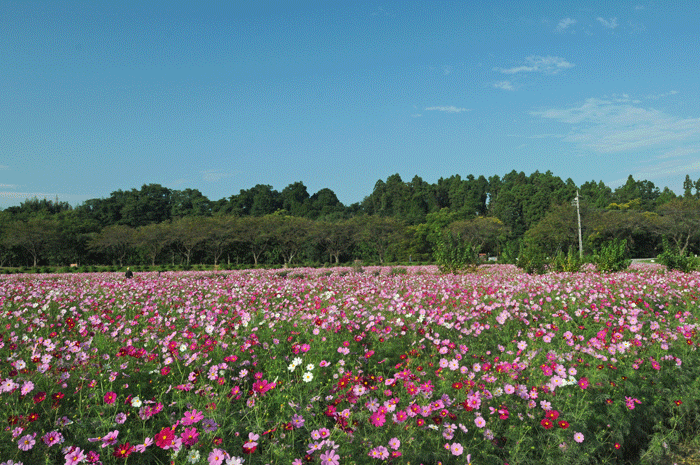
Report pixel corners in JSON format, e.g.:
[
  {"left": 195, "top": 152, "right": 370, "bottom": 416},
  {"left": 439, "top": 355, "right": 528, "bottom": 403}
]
[{"left": 1, "top": 171, "right": 699, "bottom": 268}]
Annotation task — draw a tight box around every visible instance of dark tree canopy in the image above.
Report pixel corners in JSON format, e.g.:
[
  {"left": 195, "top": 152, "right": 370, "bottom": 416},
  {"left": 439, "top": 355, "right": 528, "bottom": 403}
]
[{"left": 1, "top": 171, "right": 696, "bottom": 267}]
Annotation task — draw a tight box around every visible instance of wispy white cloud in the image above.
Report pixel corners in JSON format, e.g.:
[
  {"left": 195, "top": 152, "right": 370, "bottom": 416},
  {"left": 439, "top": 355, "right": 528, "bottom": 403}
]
[
  {"left": 0, "top": 165, "right": 8, "bottom": 170},
  {"left": 0, "top": 191, "right": 63, "bottom": 201},
  {"left": 531, "top": 95, "right": 700, "bottom": 154},
  {"left": 527, "top": 133, "right": 565, "bottom": 139},
  {"left": 443, "top": 66, "right": 452, "bottom": 75},
  {"left": 533, "top": 95, "right": 700, "bottom": 184},
  {"left": 201, "top": 169, "right": 234, "bottom": 182},
  {"left": 633, "top": 159, "right": 700, "bottom": 180},
  {"left": 645, "top": 90, "right": 678, "bottom": 100},
  {"left": 635, "top": 4, "right": 645, "bottom": 10},
  {"left": 596, "top": 17, "right": 618, "bottom": 29},
  {"left": 657, "top": 145, "right": 700, "bottom": 160},
  {"left": 494, "top": 56, "right": 574, "bottom": 75},
  {"left": 0, "top": 184, "right": 18, "bottom": 188},
  {"left": 424, "top": 106, "right": 471, "bottom": 113},
  {"left": 628, "top": 20, "right": 646, "bottom": 34},
  {"left": 493, "top": 81, "right": 515, "bottom": 91},
  {"left": 556, "top": 18, "right": 576, "bottom": 32}
]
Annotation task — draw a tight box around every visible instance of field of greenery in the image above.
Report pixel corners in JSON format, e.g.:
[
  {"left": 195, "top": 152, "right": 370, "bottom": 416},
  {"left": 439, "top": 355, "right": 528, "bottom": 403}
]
[{"left": 1, "top": 265, "right": 700, "bottom": 465}]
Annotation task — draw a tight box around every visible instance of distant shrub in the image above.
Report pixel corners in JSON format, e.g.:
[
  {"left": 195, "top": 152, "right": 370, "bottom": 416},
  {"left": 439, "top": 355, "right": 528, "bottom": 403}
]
[
  {"left": 551, "top": 246, "right": 583, "bottom": 272},
  {"left": 657, "top": 238, "right": 700, "bottom": 273},
  {"left": 352, "top": 261, "right": 364, "bottom": 274},
  {"left": 516, "top": 242, "right": 548, "bottom": 275},
  {"left": 500, "top": 240, "right": 520, "bottom": 265},
  {"left": 434, "top": 232, "right": 481, "bottom": 274},
  {"left": 594, "top": 238, "right": 631, "bottom": 273}
]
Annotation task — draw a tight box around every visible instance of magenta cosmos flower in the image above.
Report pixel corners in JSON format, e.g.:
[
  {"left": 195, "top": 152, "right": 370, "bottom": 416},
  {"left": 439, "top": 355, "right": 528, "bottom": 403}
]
[
  {"left": 154, "top": 427, "right": 175, "bottom": 449},
  {"left": 42, "top": 431, "right": 64, "bottom": 447},
  {"left": 103, "top": 391, "right": 117, "bottom": 405}
]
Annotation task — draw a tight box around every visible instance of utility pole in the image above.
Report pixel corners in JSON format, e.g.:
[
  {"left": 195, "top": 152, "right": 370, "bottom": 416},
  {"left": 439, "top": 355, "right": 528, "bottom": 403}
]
[{"left": 573, "top": 190, "right": 583, "bottom": 259}]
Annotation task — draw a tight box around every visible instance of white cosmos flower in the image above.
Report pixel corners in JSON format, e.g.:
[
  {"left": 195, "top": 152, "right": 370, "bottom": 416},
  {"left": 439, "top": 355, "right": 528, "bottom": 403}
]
[{"left": 302, "top": 372, "right": 314, "bottom": 383}]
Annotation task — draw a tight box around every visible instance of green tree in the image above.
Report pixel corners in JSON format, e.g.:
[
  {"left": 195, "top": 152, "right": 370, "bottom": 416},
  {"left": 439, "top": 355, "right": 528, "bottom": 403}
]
[
  {"left": 4, "top": 196, "right": 72, "bottom": 218},
  {"left": 135, "top": 222, "right": 172, "bottom": 266},
  {"left": 120, "top": 184, "right": 173, "bottom": 227},
  {"left": 587, "top": 210, "right": 661, "bottom": 258},
  {"left": 308, "top": 188, "right": 346, "bottom": 221},
  {"left": 656, "top": 198, "right": 700, "bottom": 256},
  {"left": 170, "top": 188, "right": 212, "bottom": 217},
  {"left": 612, "top": 175, "right": 660, "bottom": 211},
  {"left": 250, "top": 185, "right": 281, "bottom": 216},
  {"left": 227, "top": 184, "right": 281, "bottom": 217},
  {"left": 449, "top": 216, "right": 509, "bottom": 257},
  {"left": 280, "top": 182, "right": 311, "bottom": 217},
  {"left": 200, "top": 216, "right": 237, "bottom": 267},
  {"left": 236, "top": 216, "right": 273, "bottom": 265},
  {"left": 525, "top": 203, "right": 582, "bottom": 256},
  {"left": 314, "top": 220, "right": 356, "bottom": 264},
  {"left": 579, "top": 180, "right": 613, "bottom": 210},
  {"left": 352, "top": 216, "right": 405, "bottom": 263},
  {"left": 269, "top": 215, "right": 314, "bottom": 265},
  {"left": 683, "top": 174, "right": 696, "bottom": 199},
  {"left": 87, "top": 224, "right": 136, "bottom": 267},
  {"left": 50, "top": 210, "right": 100, "bottom": 266},
  {"left": 171, "top": 217, "right": 208, "bottom": 266},
  {"left": 4, "top": 218, "right": 60, "bottom": 267}
]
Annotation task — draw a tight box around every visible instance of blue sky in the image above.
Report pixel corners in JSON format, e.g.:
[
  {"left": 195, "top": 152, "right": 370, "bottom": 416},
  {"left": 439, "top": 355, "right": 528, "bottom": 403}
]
[{"left": 2, "top": 0, "right": 699, "bottom": 209}]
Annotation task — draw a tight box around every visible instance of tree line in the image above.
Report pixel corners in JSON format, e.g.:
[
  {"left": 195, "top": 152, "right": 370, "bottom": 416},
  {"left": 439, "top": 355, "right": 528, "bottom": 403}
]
[{"left": 1, "top": 171, "right": 699, "bottom": 268}]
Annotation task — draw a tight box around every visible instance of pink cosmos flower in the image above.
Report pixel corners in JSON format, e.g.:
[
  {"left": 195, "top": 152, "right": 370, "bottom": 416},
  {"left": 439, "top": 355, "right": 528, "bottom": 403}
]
[
  {"left": 17, "top": 433, "right": 35, "bottom": 451},
  {"left": 20, "top": 381, "right": 34, "bottom": 396},
  {"left": 103, "top": 391, "right": 117, "bottom": 404},
  {"left": 319, "top": 449, "right": 340, "bottom": 465},
  {"left": 133, "top": 437, "right": 153, "bottom": 453},
  {"left": 625, "top": 397, "right": 642, "bottom": 410},
  {"left": 388, "top": 437, "right": 401, "bottom": 450},
  {"left": 181, "top": 409, "right": 204, "bottom": 425},
  {"left": 574, "top": 432, "right": 584, "bottom": 443},
  {"left": 64, "top": 447, "right": 87, "bottom": 465},
  {"left": 450, "top": 442, "right": 464, "bottom": 456},
  {"left": 208, "top": 448, "right": 227, "bottom": 465},
  {"left": 101, "top": 430, "right": 119, "bottom": 447}
]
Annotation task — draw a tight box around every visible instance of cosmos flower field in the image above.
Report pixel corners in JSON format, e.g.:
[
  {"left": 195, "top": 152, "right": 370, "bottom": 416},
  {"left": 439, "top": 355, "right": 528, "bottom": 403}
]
[{"left": 1, "top": 265, "right": 700, "bottom": 465}]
